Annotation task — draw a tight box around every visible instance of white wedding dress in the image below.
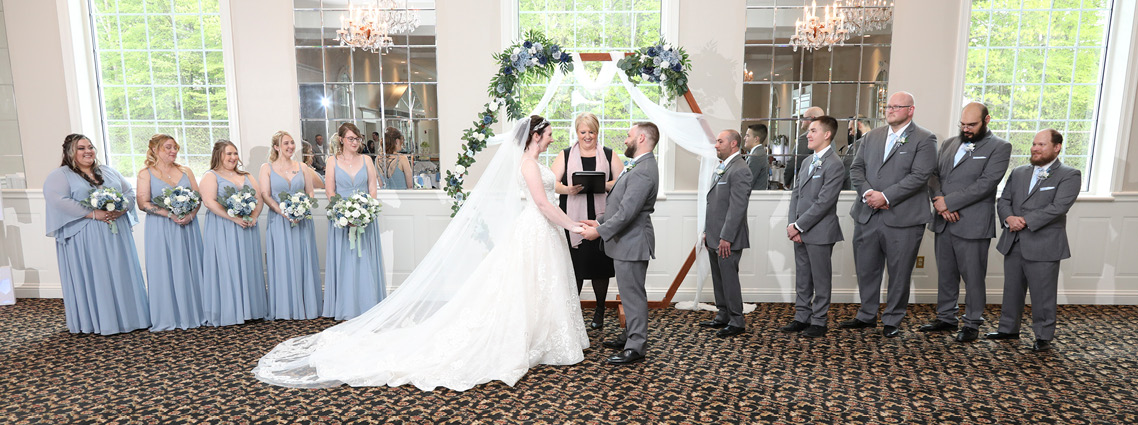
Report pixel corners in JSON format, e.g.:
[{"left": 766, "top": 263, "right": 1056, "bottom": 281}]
[{"left": 253, "top": 161, "right": 589, "bottom": 391}]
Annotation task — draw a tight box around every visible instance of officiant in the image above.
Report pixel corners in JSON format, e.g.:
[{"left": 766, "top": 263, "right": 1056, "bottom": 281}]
[{"left": 552, "top": 112, "right": 623, "bottom": 330}]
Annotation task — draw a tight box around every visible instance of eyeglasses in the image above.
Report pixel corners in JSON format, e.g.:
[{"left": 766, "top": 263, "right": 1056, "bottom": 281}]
[
  {"left": 884, "top": 105, "right": 913, "bottom": 111},
  {"left": 343, "top": 136, "right": 362, "bottom": 143}
]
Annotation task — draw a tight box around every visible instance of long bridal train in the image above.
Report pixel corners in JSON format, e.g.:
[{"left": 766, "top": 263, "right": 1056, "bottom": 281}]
[{"left": 252, "top": 119, "right": 588, "bottom": 391}]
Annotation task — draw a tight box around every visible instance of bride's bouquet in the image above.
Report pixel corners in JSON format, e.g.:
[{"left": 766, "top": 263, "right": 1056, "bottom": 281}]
[
  {"left": 152, "top": 185, "right": 201, "bottom": 219},
  {"left": 278, "top": 191, "right": 317, "bottom": 227},
  {"left": 327, "top": 192, "right": 382, "bottom": 257},
  {"left": 80, "top": 187, "right": 128, "bottom": 234},
  {"left": 223, "top": 186, "right": 258, "bottom": 223}
]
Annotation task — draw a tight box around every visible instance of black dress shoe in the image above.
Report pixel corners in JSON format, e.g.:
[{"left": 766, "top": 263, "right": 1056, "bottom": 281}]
[
  {"left": 1032, "top": 339, "right": 1053, "bottom": 352},
  {"left": 698, "top": 319, "right": 728, "bottom": 329},
  {"left": 780, "top": 320, "right": 809, "bottom": 333},
  {"left": 588, "top": 321, "right": 604, "bottom": 330},
  {"left": 918, "top": 320, "right": 958, "bottom": 332},
  {"left": 802, "top": 325, "right": 827, "bottom": 338},
  {"left": 602, "top": 339, "right": 626, "bottom": 349},
  {"left": 607, "top": 349, "right": 645, "bottom": 364},
  {"left": 955, "top": 327, "right": 979, "bottom": 342},
  {"left": 984, "top": 332, "right": 1020, "bottom": 340},
  {"left": 716, "top": 325, "right": 745, "bottom": 338},
  {"left": 838, "top": 318, "right": 877, "bottom": 329},
  {"left": 882, "top": 325, "right": 900, "bottom": 338}
]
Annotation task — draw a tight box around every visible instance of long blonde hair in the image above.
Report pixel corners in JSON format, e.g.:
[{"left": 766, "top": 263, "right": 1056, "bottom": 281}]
[
  {"left": 209, "top": 139, "right": 250, "bottom": 176},
  {"left": 268, "top": 130, "right": 293, "bottom": 162},
  {"left": 144, "top": 133, "right": 189, "bottom": 174}
]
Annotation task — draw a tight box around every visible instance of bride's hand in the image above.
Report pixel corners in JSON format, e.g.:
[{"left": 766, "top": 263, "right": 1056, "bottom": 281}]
[{"left": 570, "top": 226, "right": 586, "bottom": 234}]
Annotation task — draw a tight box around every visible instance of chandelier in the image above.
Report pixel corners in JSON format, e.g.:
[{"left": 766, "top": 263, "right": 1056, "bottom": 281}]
[
  {"left": 840, "top": 0, "right": 894, "bottom": 37},
  {"left": 790, "top": 1, "right": 849, "bottom": 52},
  {"left": 335, "top": 0, "right": 421, "bottom": 54}
]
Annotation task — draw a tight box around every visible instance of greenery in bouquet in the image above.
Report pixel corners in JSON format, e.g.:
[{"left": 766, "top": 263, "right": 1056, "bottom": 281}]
[
  {"left": 326, "top": 193, "right": 382, "bottom": 256},
  {"left": 617, "top": 37, "right": 691, "bottom": 101},
  {"left": 222, "top": 185, "right": 258, "bottom": 222},
  {"left": 152, "top": 185, "right": 201, "bottom": 219},
  {"left": 80, "top": 187, "right": 128, "bottom": 234},
  {"left": 278, "top": 192, "right": 317, "bottom": 228}
]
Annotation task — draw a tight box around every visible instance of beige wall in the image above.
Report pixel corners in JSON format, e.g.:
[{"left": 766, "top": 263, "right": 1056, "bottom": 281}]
[
  {"left": 436, "top": 1, "right": 502, "bottom": 179},
  {"left": 888, "top": 1, "right": 968, "bottom": 138}
]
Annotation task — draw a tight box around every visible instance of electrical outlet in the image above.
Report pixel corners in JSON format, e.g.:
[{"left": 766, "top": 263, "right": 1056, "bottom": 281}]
[{"left": 916, "top": 256, "right": 925, "bottom": 268}]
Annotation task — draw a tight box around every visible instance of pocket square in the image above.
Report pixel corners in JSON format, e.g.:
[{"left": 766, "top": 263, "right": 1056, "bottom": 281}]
[
  {"left": 972, "top": 156, "right": 987, "bottom": 159},
  {"left": 716, "top": 181, "right": 728, "bottom": 185},
  {"left": 811, "top": 175, "right": 822, "bottom": 179},
  {"left": 898, "top": 151, "right": 909, "bottom": 154},
  {"left": 1040, "top": 186, "right": 1056, "bottom": 191}
]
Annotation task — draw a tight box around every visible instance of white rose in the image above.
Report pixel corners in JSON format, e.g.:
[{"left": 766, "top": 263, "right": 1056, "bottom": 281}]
[
  {"left": 175, "top": 195, "right": 188, "bottom": 203},
  {"left": 530, "top": 57, "right": 539, "bottom": 65},
  {"left": 164, "top": 198, "right": 173, "bottom": 206},
  {"left": 227, "top": 209, "right": 236, "bottom": 217},
  {"left": 474, "top": 133, "right": 485, "bottom": 141},
  {"left": 661, "top": 74, "right": 668, "bottom": 81},
  {"left": 338, "top": 217, "right": 348, "bottom": 227},
  {"left": 528, "top": 47, "right": 536, "bottom": 54},
  {"left": 350, "top": 210, "right": 360, "bottom": 218},
  {"left": 641, "top": 73, "right": 651, "bottom": 80},
  {"left": 467, "top": 150, "right": 476, "bottom": 157},
  {"left": 661, "top": 61, "right": 670, "bottom": 68},
  {"left": 455, "top": 165, "right": 466, "bottom": 174},
  {"left": 89, "top": 194, "right": 99, "bottom": 204},
  {"left": 106, "top": 204, "right": 116, "bottom": 212}
]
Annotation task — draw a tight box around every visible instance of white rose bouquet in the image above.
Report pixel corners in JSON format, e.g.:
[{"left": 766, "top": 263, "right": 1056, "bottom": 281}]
[
  {"left": 327, "top": 192, "right": 383, "bottom": 257},
  {"left": 152, "top": 185, "right": 201, "bottom": 219},
  {"left": 222, "top": 185, "right": 258, "bottom": 223},
  {"left": 278, "top": 191, "right": 317, "bottom": 228},
  {"left": 80, "top": 187, "right": 128, "bottom": 234}
]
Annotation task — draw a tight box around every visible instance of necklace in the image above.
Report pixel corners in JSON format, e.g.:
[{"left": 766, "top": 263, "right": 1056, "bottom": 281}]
[{"left": 153, "top": 163, "right": 179, "bottom": 182}]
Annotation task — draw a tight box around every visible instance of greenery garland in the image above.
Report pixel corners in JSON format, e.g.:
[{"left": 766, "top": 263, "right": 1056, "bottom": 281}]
[{"left": 445, "top": 31, "right": 691, "bottom": 215}]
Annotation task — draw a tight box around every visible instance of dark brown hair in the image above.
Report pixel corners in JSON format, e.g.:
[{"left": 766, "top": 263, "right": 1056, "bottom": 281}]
[
  {"left": 336, "top": 122, "right": 362, "bottom": 155},
  {"left": 813, "top": 115, "right": 839, "bottom": 141},
  {"left": 1043, "top": 128, "right": 1063, "bottom": 145},
  {"left": 524, "top": 115, "right": 551, "bottom": 148},
  {"left": 383, "top": 127, "right": 404, "bottom": 155},
  {"left": 209, "top": 140, "right": 250, "bottom": 176},
  {"left": 61, "top": 133, "right": 104, "bottom": 187},
  {"left": 633, "top": 122, "right": 660, "bottom": 147}
]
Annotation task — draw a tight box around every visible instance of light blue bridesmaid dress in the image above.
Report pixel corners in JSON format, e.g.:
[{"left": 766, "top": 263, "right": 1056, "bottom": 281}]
[
  {"left": 43, "top": 165, "right": 150, "bottom": 335},
  {"left": 200, "top": 171, "right": 267, "bottom": 326},
  {"left": 324, "top": 162, "right": 386, "bottom": 320},
  {"left": 264, "top": 166, "right": 322, "bottom": 319},
  {"left": 381, "top": 156, "right": 408, "bottom": 190},
  {"left": 145, "top": 171, "right": 206, "bottom": 331}
]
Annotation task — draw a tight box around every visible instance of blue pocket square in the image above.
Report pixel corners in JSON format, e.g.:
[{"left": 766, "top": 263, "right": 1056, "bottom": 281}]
[
  {"left": 973, "top": 156, "right": 987, "bottom": 159},
  {"left": 811, "top": 175, "right": 822, "bottom": 179},
  {"left": 716, "top": 181, "right": 727, "bottom": 185},
  {"left": 1040, "top": 186, "right": 1056, "bottom": 191}
]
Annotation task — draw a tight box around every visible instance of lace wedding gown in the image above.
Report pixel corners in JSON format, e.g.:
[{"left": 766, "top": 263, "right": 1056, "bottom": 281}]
[{"left": 253, "top": 163, "right": 589, "bottom": 391}]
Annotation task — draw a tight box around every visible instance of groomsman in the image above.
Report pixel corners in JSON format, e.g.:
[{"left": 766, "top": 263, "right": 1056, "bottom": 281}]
[
  {"left": 699, "top": 130, "right": 752, "bottom": 338},
  {"left": 744, "top": 124, "right": 770, "bottom": 190},
  {"left": 782, "top": 116, "right": 845, "bottom": 338},
  {"left": 581, "top": 122, "right": 660, "bottom": 364},
  {"left": 918, "top": 102, "right": 1011, "bottom": 342},
  {"left": 841, "top": 91, "right": 938, "bottom": 338},
  {"left": 986, "top": 129, "right": 1080, "bottom": 352}
]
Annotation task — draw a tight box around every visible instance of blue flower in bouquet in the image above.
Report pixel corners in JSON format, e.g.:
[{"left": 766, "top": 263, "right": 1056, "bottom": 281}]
[
  {"left": 222, "top": 185, "right": 258, "bottom": 223},
  {"left": 523, "top": 40, "right": 532, "bottom": 49},
  {"left": 559, "top": 52, "right": 572, "bottom": 63},
  {"left": 153, "top": 185, "right": 201, "bottom": 220},
  {"left": 503, "top": 66, "right": 513, "bottom": 75},
  {"left": 537, "top": 55, "right": 548, "bottom": 65},
  {"left": 81, "top": 187, "right": 128, "bottom": 234},
  {"left": 646, "top": 46, "right": 658, "bottom": 57},
  {"left": 278, "top": 191, "right": 317, "bottom": 228}
]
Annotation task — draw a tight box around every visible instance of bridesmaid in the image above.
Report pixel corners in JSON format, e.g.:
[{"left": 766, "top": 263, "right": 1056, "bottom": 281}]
[
  {"left": 199, "top": 140, "right": 267, "bottom": 326},
  {"left": 43, "top": 134, "right": 150, "bottom": 335},
  {"left": 258, "top": 131, "right": 321, "bottom": 320},
  {"left": 376, "top": 127, "right": 413, "bottom": 190},
  {"left": 136, "top": 134, "right": 205, "bottom": 331},
  {"left": 324, "top": 122, "right": 386, "bottom": 320}
]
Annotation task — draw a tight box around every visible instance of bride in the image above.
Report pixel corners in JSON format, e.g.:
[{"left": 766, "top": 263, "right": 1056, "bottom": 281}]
[{"left": 253, "top": 116, "right": 591, "bottom": 391}]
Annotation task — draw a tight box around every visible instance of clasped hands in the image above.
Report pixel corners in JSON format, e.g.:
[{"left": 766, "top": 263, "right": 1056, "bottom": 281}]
[
  {"left": 575, "top": 219, "right": 601, "bottom": 241},
  {"left": 864, "top": 190, "right": 890, "bottom": 210},
  {"left": 933, "top": 196, "right": 960, "bottom": 223},
  {"left": 785, "top": 225, "right": 803, "bottom": 244},
  {"left": 93, "top": 209, "right": 125, "bottom": 224},
  {"left": 1005, "top": 215, "right": 1026, "bottom": 232}
]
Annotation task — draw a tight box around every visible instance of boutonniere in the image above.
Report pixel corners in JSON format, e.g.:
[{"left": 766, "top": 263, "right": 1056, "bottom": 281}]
[
  {"left": 714, "top": 164, "right": 726, "bottom": 176},
  {"left": 811, "top": 156, "right": 822, "bottom": 167},
  {"left": 963, "top": 142, "right": 975, "bottom": 153},
  {"left": 1037, "top": 169, "right": 1050, "bottom": 180},
  {"left": 897, "top": 135, "right": 909, "bottom": 145},
  {"left": 624, "top": 160, "right": 637, "bottom": 173}
]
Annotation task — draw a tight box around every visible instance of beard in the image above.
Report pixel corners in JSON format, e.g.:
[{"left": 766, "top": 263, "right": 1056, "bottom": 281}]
[
  {"left": 959, "top": 124, "right": 988, "bottom": 144},
  {"left": 624, "top": 145, "right": 637, "bottom": 158},
  {"left": 1030, "top": 151, "right": 1057, "bottom": 166}
]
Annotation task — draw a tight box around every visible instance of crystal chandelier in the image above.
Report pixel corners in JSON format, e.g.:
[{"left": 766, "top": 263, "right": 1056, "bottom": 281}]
[
  {"left": 335, "top": 0, "right": 421, "bottom": 54},
  {"left": 790, "top": 1, "right": 850, "bottom": 52},
  {"left": 840, "top": 0, "right": 894, "bottom": 37}
]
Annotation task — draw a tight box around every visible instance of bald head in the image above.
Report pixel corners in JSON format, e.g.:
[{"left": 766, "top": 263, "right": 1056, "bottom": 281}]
[
  {"left": 885, "top": 91, "right": 915, "bottom": 128},
  {"left": 959, "top": 101, "right": 991, "bottom": 142},
  {"left": 800, "top": 106, "right": 826, "bottom": 130}
]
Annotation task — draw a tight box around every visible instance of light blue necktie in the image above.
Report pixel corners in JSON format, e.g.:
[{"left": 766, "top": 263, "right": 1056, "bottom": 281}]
[
  {"left": 883, "top": 132, "right": 897, "bottom": 162},
  {"left": 808, "top": 155, "right": 820, "bottom": 175},
  {"left": 954, "top": 143, "right": 971, "bottom": 166},
  {"left": 1028, "top": 167, "right": 1041, "bottom": 192}
]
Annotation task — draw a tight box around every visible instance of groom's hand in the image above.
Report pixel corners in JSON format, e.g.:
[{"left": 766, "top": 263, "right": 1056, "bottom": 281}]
[
  {"left": 582, "top": 219, "right": 600, "bottom": 227},
  {"left": 581, "top": 225, "right": 601, "bottom": 241}
]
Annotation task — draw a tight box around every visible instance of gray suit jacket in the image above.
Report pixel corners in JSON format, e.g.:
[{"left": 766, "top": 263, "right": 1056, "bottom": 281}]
[
  {"left": 598, "top": 153, "right": 659, "bottom": 261},
  {"left": 927, "top": 131, "right": 1012, "bottom": 239},
  {"left": 746, "top": 145, "right": 769, "bottom": 190},
  {"left": 849, "top": 121, "right": 938, "bottom": 227},
  {"left": 996, "top": 161, "right": 1080, "bottom": 262},
  {"left": 705, "top": 154, "right": 752, "bottom": 250},
  {"left": 788, "top": 148, "right": 845, "bottom": 245}
]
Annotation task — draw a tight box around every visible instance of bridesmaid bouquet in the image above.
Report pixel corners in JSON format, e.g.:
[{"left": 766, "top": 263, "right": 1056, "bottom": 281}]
[
  {"left": 152, "top": 186, "right": 201, "bottom": 219},
  {"left": 223, "top": 186, "right": 258, "bottom": 223},
  {"left": 327, "top": 193, "right": 382, "bottom": 257},
  {"left": 278, "top": 192, "right": 317, "bottom": 227},
  {"left": 80, "top": 187, "right": 127, "bottom": 234}
]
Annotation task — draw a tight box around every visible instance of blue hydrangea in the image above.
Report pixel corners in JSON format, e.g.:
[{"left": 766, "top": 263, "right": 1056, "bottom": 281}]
[{"left": 482, "top": 114, "right": 493, "bottom": 125}]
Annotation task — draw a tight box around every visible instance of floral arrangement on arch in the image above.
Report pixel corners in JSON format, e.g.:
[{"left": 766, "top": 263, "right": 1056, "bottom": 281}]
[
  {"left": 443, "top": 30, "right": 573, "bottom": 216},
  {"left": 616, "top": 38, "right": 692, "bottom": 101}
]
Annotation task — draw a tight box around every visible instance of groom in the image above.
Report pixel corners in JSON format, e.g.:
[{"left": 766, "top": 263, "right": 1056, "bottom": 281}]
[{"left": 581, "top": 122, "right": 660, "bottom": 365}]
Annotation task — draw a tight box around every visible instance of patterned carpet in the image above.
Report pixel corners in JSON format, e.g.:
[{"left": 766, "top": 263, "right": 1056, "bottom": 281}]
[{"left": 2, "top": 299, "right": 1137, "bottom": 424}]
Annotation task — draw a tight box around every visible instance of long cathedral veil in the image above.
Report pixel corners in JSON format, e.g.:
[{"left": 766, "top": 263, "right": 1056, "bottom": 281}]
[{"left": 253, "top": 119, "right": 535, "bottom": 388}]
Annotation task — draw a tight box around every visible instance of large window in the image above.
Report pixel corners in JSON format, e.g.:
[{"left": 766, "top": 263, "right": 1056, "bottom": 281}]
[
  {"left": 742, "top": 0, "right": 893, "bottom": 190},
  {"left": 518, "top": 0, "right": 662, "bottom": 165},
  {"left": 0, "top": 2, "right": 24, "bottom": 189},
  {"left": 294, "top": 0, "right": 438, "bottom": 187},
  {"left": 89, "top": 0, "right": 230, "bottom": 177},
  {"left": 964, "top": 0, "right": 1112, "bottom": 187}
]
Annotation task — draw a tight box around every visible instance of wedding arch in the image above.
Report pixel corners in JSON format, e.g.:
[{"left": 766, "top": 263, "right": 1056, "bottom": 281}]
[{"left": 445, "top": 30, "right": 728, "bottom": 315}]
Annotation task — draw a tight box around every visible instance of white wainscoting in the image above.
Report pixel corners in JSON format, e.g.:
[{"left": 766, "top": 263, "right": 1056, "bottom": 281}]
[{"left": 3, "top": 189, "right": 1137, "bottom": 304}]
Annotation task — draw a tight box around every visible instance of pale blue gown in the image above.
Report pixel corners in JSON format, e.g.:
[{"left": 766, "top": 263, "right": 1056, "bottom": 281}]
[
  {"left": 265, "top": 166, "right": 322, "bottom": 319},
  {"left": 324, "top": 163, "right": 386, "bottom": 320},
  {"left": 201, "top": 171, "right": 267, "bottom": 326},
  {"left": 381, "top": 156, "right": 408, "bottom": 190},
  {"left": 43, "top": 165, "right": 150, "bottom": 335},
  {"left": 145, "top": 172, "right": 206, "bottom": 331}
]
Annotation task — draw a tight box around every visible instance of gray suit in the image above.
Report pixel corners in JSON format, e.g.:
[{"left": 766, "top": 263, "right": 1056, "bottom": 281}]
[
  {"left": 849, "top": 121, "right": 938, "bottom": 327},
  {"left": 597, "top": 153, "right": 659, "bottom": 354},
  {"left": 788, "top": 148, "right": 845, "bottom": 325},
  {"left": 927, "top": 131, "right": 1011, "bottom": 329},
  {"left": 704, "top": 154, "right": 752, "bottom": 328},
  {"left": 995, "top": 161, "right": 1080, "bottom": 340},
  {"left": 745, "top": 145, "right": 769, "bottom": 190}
]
